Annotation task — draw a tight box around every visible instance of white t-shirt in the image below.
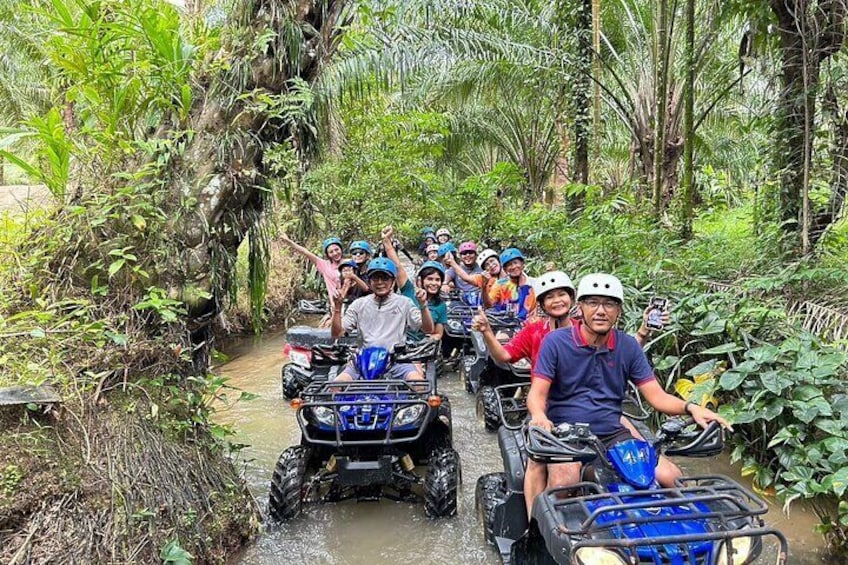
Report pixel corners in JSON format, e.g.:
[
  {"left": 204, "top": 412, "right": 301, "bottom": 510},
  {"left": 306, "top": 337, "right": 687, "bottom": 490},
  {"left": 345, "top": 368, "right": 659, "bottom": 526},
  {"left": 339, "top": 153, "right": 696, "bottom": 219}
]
[{"left": 343, "top": 293, "right": 422, "bottom": 349}]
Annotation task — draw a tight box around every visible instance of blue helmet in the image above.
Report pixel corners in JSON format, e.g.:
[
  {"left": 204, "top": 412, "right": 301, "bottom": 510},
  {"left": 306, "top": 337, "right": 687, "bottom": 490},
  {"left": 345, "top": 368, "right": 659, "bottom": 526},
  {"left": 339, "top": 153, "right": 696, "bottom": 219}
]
[
  {"left": 437, "top": 242, "right": 457, "bottom": 258},
  {"left": 322, "top": 236, "right": 342, "bottom": 256},
  {"left": 349, "top": 240, "right": 372, "bottom": 255},
  {"left": 417, "top": 260, "right": 446, "bottom": 280},
  {"left": 337, "top": 259, "right": 357, "bottom": 272},
  {"left": 500, "top": 248, "right": 525, "bottom": 267},
  {"left": 366, "top": 257, "right": 397, "bottom": 278},
  {"left": 421, "top": 226, "right": 436, "bottom": 235}
]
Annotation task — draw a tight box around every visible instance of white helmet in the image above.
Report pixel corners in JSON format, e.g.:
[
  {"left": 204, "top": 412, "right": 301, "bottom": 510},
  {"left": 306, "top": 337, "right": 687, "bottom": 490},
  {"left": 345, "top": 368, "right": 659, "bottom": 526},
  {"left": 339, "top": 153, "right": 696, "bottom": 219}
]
[
  {"left": 426, "top": 243, "right": 440, "bottom": 253},
  {"left": 532, "top": 271, "right": 576, "bottom": 301},
  {"left": 576, "top": 273, "right": 624, "bottom": 303},
  {"left": 436, "top": 228, "right": 452, "bottom": 238},
  {"left": 477, "top": 249, "right": 499, "bottom": 268}
]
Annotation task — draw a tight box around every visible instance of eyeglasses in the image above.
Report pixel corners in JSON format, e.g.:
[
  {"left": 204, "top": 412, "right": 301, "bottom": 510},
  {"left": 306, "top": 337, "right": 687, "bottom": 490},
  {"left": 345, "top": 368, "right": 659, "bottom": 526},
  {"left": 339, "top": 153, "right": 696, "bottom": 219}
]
[
  {"left": 369, "top": 272, "right": 393, "bottom": 282},
  {"left": 581, "top": 299, "right": 620, "bottom": 311},
  {"left": 351, "top": 250, "right": 368, "bottom": 256},
  {"left": 460, "top": 250, "right": 476, "bottom": 256}
]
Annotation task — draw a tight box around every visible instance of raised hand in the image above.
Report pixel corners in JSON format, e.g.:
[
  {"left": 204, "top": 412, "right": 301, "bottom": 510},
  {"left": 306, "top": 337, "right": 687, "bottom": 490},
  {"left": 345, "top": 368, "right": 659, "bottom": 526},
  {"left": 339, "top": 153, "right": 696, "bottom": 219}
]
[
  {"left": 330, "top": 287, "right": 345, "bottom": 313},
  {"left": 414, "top": 286, "right": 428, "bottom": 307},
  {"left": 381, "top": 225, "right": 394, "bottom": 242},
  {"left": 471, "top": 305, "right": 490, "bottom": 332}
]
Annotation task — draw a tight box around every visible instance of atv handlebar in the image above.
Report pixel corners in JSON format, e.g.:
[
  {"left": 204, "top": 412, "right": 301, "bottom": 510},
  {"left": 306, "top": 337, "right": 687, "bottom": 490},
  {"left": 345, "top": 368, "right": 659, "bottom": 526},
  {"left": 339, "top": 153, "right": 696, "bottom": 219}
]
[
  {"left": 525, "top": 423, "right": 598, "bottom": 464},
  {"left": 658, "top": 418, "right": 724, "bottom": 458},
  {"left": 310, "top": 338, "right": 440, "bottom": 368},
  {"left": 525, "top": 418, "right": 725, "bottom": 464}
]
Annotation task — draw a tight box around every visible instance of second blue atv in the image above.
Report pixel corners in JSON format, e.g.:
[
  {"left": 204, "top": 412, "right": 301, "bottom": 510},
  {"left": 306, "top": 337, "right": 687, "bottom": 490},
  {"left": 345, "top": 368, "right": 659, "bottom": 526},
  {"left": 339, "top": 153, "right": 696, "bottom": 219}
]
[
  {"left": 269, "top": 339, "right": 460, "bottom": 521},
  {"left": 477, "top": 410, "right": 789, "bottom": 564}
]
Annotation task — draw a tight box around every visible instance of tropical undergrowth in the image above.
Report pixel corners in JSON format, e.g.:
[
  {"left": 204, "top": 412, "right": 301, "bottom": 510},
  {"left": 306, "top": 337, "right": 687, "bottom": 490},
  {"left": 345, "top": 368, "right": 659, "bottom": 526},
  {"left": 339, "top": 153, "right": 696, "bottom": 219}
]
[{"left": 0, "top": 0, "right": 270, "bottom": 560}]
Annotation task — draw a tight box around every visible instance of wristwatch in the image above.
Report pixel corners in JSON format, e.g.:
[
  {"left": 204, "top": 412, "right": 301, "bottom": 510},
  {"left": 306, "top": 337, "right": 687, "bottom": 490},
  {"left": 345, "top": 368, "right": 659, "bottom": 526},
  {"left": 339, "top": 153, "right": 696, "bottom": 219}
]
[{"left": 684, "top": 401, "right": 694, "bottom": 415}]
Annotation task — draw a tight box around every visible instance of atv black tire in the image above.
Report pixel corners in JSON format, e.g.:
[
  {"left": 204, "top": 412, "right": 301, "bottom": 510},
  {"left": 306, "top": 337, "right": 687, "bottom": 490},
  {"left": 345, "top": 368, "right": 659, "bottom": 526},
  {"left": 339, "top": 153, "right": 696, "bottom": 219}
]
[
  {"left": 476, "top": 386, "right": 500, "bottom": 432},
  {"left": 424, "top": 448, "right": 461, "bottom": 518},
  {"left": 475, "top": 472, "right": 507, "bottom": 546},
  {"left": 281, "top": 365, "right": 302, "bottom": 400},
  {"left": 269, "top": 446, "right": 309, "bottom": 521}
]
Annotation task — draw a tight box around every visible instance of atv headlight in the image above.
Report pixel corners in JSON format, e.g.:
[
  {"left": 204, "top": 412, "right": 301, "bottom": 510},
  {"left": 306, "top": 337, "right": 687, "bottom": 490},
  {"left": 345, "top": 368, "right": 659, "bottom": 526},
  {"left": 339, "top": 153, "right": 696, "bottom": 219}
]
[
  {"left": 716, "top": 536, "right": 752, "bottom": 565},
  {"left": 393, "top": 404, "right": 425, "bottom": 427},
  {"left": 574, "top": 548, "right": 627, "bottom": 565},
  {"left": 510, "top": 358, "right": 531, "bottom": 371},
  {"left": 311, "top": 406, "right": 335, "bottom": 426},
  {"left": 447, "top": 319, "right": 462, "bottom": 331}
]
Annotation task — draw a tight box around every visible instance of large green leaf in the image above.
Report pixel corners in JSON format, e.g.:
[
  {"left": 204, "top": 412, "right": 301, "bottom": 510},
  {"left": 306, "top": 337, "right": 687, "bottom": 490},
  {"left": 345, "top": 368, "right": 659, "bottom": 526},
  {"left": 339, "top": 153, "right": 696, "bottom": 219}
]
[
  {"left": 815, "top": 419, "right": 848, "bottom": 436},
  {"left": 745, "top": 344, "right": 780, "bottom": 364},
  {"left": 793, "top": 384, "right": 824, "bottom": 402},
  {"left": 690, "top": 316, "right": 727, "bottom": 336},
  {"left": 760, "top": 400, "right": 785, "bottom": 421},
  {"left": 719, "top": 370, "right": 747, "bottom": 391},
  {"left": 655, "top": 355, "right": 679, "bottom": 371},
  {"left": 828, "top": 468, "right": 848, "bottom": 497},
  {"left": 760, "top": 370, "right": 793, "bottom": 396},
  {"left": 700, "top": 343, "right": 742, "bottom": 355},
  {"left": 684, "top": 359, "right": 718, "bottom": 377}
]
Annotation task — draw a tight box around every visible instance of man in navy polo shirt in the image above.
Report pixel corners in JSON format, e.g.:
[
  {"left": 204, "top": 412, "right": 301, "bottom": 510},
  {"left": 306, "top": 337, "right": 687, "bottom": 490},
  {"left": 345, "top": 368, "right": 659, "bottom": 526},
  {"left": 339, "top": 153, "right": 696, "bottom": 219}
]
[{"left": 525, "top": 273, "right": 729, "bottom": 515}]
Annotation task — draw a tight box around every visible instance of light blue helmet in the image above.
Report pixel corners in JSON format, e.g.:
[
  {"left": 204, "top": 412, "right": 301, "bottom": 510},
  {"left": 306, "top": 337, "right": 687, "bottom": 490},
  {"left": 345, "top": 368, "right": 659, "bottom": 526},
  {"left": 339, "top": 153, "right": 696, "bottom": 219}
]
[
  {"left": 366, "top": 257, "right": 397, "bottom": 278},
  {"left": 349, "top": 240, "right": 372, "bottom": 255},
  {"left": 500, "top": 248, "right": 525, "bottom": 267},
  {"left": 437, "top": 242, "right": 457, "bottom": 258},
  {"left": 322, "top": 237, "right": 342, "bottom": 256},
  {"left": 417, "top": 260, "right": 446, "bottom": 281}
]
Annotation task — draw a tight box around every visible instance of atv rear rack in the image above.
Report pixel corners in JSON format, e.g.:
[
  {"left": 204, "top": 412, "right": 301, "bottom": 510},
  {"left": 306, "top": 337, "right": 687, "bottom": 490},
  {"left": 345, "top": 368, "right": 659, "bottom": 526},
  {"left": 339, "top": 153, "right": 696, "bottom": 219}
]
[
  {"left": 296, "top": 380, "right": 434, "bottom": 447},
  {"left": 495, "top": 383, "right": 529, "bottom": 430}
]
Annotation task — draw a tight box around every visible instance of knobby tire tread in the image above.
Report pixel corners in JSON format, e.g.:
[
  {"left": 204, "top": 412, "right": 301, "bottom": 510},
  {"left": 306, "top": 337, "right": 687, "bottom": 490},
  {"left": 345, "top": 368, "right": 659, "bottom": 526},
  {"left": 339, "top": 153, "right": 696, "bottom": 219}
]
[
  {"left": 424, "top": 448, "right": 461, "bottom": 518},
  {"left": 268, "top": 446, "right": 309, "bottom": 521}
]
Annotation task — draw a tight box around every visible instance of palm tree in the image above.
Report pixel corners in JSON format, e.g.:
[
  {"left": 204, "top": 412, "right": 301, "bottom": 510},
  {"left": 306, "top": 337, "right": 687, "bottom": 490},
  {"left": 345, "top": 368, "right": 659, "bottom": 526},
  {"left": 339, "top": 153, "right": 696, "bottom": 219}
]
[{"left": 319, "top": 0, "right": 582, "bottom": 204}]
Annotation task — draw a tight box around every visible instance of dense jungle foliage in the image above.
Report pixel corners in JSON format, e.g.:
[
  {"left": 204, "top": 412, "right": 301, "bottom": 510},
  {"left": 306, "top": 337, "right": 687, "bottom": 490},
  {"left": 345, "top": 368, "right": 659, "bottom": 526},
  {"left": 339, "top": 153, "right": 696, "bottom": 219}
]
[{"left": 1, "top": 0, "right": 848, "bottom": 561}]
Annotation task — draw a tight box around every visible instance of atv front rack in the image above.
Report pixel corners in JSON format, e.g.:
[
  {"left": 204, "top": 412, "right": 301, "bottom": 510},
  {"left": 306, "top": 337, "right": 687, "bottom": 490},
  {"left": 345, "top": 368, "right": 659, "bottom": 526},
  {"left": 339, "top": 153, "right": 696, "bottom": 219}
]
[
  {"left": 540, "top": 475, "right": 788, "bottom": 563},
  {"left": 296, "top": 380, "right": 434, "bottom": 447}
]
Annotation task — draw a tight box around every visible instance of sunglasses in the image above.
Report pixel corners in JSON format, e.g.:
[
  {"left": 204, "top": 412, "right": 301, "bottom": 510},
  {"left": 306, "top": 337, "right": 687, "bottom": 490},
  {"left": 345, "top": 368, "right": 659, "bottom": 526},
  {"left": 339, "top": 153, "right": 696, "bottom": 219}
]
[
  {"left": 351, "top": 250, "right": 368, "bottom": 256},
  {"left": 460, "top": 250, "right": 476, "bottom": 256}
]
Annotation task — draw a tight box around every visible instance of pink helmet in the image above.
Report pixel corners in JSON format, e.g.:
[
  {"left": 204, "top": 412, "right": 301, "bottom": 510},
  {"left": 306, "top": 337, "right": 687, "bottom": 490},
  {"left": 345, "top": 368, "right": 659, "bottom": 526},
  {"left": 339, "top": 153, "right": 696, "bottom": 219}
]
[{"left": 458, "top": 241, "right": 477, "bottom": 254}]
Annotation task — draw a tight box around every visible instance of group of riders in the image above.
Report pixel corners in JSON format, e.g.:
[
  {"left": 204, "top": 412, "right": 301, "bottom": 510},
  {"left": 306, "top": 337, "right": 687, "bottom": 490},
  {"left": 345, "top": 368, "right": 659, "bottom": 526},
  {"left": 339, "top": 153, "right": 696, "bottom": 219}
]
[{"left": 280, "top": 226, "right": 730, "bottom": 516}]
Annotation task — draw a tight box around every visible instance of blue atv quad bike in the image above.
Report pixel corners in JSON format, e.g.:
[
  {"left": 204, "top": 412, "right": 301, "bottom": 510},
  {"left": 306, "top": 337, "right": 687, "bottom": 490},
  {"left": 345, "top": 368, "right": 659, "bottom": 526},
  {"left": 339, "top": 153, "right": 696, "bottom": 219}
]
[
  {"left": 442, "top": 289, "right": 483, "bottom": 366},
  {"left": 269, "top": 339, "right": 461, "bottom": 521},
  {"left": 477, "top": 414, "right": 788, "bottom": 564},
  {"left": 461, "top": 310, "right": 526, "bottom": 432}
]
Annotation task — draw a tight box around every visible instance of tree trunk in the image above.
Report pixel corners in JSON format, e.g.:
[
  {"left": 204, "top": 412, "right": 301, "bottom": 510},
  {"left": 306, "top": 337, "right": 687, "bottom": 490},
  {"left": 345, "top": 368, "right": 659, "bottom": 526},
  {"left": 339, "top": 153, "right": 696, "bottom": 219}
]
[
  {"left": 158, "top": 0, "right": 347, "bottom": 364},
  {"left": 653, "top": 0, "right": 669, "bottom": 220},
  {"left": 814, "top": 85, "right": 848, "bottom": 246},
  {"left": 572, "top": 0, "right": 592, "bottom": 184},
  {"left": 681, "top": 0, "right": 695, "bottom": 239},
  {"left": 770, "top": 0, "right": 845, "bottom": 249}
]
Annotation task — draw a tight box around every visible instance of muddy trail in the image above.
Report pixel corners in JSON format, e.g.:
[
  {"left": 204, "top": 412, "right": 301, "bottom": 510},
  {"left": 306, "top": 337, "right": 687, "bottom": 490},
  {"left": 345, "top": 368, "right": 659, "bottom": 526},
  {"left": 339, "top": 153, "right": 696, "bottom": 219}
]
[{"left": 215, "top": 329, "right": 830, "bottom": 564}]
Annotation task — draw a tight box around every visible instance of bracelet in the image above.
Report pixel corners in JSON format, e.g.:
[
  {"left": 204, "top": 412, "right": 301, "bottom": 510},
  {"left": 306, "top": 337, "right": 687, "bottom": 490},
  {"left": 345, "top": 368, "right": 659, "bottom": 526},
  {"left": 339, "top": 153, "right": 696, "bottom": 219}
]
[
  {"left": 684, "top": 401, "right": 694, "bottom": 415},
  {"left": 637, "top": 329, "right": 650, "bottom": 339}
]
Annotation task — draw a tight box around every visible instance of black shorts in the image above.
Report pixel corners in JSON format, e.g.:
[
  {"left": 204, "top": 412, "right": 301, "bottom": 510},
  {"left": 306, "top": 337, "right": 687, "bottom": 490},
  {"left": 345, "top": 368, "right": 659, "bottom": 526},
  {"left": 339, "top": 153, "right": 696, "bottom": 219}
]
[{"left": 598, "top": 428, "right": 635, "bottom": 450}]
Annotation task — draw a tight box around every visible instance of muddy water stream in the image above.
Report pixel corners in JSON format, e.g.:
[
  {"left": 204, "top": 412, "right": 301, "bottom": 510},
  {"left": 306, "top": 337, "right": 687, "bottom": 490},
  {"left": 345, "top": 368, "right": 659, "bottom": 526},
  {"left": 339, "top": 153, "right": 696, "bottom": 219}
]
[{"left": 217, "top": 330, "right": 829, "bottom": 564}]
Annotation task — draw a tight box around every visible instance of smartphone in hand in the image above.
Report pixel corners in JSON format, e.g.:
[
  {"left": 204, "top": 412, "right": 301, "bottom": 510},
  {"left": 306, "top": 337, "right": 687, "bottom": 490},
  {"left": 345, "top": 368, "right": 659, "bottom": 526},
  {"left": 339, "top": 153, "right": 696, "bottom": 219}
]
[{"left": 646, "top": 297, "right": 668, "bottom": 330}]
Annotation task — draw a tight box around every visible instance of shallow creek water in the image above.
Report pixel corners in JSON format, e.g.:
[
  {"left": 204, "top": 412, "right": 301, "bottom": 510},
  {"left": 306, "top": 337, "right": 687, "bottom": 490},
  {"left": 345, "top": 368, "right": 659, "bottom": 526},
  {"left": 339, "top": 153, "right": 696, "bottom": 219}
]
[{"left": 216, "top": 330, "right": 830, "bottom": 564}]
